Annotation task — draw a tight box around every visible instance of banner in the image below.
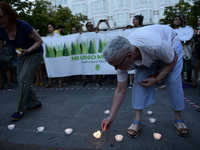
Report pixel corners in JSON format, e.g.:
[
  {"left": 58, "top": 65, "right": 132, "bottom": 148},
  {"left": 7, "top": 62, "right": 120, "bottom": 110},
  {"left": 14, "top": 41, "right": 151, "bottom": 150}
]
[
  {"left": 42, "top": 26, "right": 191, "bottom": 78},
  {"left": 42, "top": 28, "right": 137, "bottom": 77}
]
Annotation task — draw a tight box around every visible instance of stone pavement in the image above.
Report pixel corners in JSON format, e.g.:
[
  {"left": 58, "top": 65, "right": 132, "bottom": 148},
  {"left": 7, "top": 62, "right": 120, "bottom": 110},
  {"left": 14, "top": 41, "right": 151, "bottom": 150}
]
[{"left": 0, "top": 80, "right": 200, "bottom": 150}]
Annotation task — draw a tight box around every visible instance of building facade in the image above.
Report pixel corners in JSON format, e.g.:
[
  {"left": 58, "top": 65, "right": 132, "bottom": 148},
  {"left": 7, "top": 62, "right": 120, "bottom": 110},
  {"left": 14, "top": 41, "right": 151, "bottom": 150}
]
[{"left": 46, "top": 0, "right": 193, "bottom": 31}]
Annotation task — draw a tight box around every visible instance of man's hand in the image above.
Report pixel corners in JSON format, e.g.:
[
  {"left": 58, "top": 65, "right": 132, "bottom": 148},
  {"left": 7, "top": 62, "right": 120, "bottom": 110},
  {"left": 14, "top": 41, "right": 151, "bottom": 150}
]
[
  {"left": 138, "top": 77, "right": 157, "bottom": 87},
  {"left": 101, "top": 117, "right": 113, "bottom": 131}
]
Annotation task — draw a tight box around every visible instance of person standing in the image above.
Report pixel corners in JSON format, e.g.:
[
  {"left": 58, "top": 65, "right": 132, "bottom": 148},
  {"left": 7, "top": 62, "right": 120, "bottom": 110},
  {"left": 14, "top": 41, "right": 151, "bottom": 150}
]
[
  {"left": 101, "top": 25, "right": 189, "bottom": 137},
  {"left": 128, "top": 15, "right": 144, "bottom": 89},
  {"left": 83, "top": 22, "right": 102, "bottom": 88},
  {"left": 0, "top": 2, "right": 43, "bottom": 120},
  {"left": 192, "top": 18, "right": 200, "bottom": 87}
]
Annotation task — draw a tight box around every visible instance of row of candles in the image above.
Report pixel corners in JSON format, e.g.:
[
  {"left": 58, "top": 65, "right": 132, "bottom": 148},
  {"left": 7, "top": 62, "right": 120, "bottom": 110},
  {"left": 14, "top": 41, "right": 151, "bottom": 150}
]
[{"left": 7, "top": 110, "right": 161, "bottom": 141}]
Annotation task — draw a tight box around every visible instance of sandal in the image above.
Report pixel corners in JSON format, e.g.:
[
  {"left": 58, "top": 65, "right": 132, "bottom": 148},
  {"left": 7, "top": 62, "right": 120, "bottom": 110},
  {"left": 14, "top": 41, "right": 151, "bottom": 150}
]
[
  {"left": 127, "top": 121, "right": 141, "bottom": 138},
  {"left": 174, "top": 119, "right": 189, "bottom": 137},
  {"left": 45, "top": 84, "right": 52, "bottom": 88}
]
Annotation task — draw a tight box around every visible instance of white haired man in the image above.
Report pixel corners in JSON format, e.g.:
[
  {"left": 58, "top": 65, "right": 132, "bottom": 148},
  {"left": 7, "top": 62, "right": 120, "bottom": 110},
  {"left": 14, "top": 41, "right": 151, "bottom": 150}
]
[{"left": 101, "top": 25, "right": 189, "bottom": 137}]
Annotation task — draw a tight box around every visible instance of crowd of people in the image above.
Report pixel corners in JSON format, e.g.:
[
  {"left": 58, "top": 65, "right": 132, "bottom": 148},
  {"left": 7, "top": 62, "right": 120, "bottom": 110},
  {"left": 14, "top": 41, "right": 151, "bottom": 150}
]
[{"left": 0, "top": 1, "right": 199, "bottom": 125}]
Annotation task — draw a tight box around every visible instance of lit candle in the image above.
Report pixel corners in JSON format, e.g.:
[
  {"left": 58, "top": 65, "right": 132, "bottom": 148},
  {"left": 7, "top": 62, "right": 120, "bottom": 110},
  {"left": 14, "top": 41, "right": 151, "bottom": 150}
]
[
  {"left": 104, "top": 110, "right": 110, "bottom": 114},
  {"left": 93, "top": 130, "right": 102, "bottom": 139},
  {"left": 37, "top": 126, "right": 45, "bottom": 132},
  {"left": 65, "top": 128, "right": 73, "bottom": 134},
  {"left": 115, "top": 134, "right": 123, "bottom": 142},
  {"left": 147, "top": 111, "right": 153, "bottom": 115},
  {"left": 149, "top": 118, "right": 156, "bottom": 123},
  {"left": 8, "top": 124, "right": 15, "bottom": 130},
  {"left": 153, "top": 133, "right": 162, "bottom": 140}
]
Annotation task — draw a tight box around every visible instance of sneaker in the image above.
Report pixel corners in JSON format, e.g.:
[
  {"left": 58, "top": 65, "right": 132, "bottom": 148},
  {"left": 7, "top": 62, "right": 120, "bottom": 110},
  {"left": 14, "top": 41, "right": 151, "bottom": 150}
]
[
  {"left": 96, "top": 81, "right": 102, "bottom": 87},
  {"left": 128, "top": 83, "right": 133, "bottom": 89},
  {"left": 25, "top": 102, "right": 42, "bottom": 112},
  {"left": 182, "top": 84, "right": 190, "bottom": 88},
  {"left": 7, "top": 85, "right": 12, "bottom": 89},
  {"left": 83, "top": 81, "right": 90, "bottom": 87},
  {"left": 10, "top": 112, "right": 24, "bottom": 121}
]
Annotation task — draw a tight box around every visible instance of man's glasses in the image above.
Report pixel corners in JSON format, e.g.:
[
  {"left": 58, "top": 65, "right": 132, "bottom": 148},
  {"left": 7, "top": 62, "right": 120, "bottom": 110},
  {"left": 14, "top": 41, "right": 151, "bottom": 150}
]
[
  {"left": 112, "top": 52, "right": 130, "bottom": 69},
  {"left": 87, "top": 25, "right": 93, "bottom": 27},
  {"left": 174, "top": 18, "right": 180, "bottom": 21}
]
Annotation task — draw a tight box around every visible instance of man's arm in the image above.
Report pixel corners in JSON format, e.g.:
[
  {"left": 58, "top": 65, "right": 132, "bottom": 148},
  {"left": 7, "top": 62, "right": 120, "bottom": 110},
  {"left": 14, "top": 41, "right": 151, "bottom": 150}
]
[
  {"left": 138, "top": 50, "right": 178, "bottom": 87},
  {"left": 101, "top": 78, "right": 128, "bottom": 131}
]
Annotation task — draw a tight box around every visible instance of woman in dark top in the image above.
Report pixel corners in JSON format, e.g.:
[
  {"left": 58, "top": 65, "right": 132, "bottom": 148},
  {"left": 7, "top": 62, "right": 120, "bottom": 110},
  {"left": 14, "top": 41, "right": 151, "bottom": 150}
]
[{"left": 0, "top": 2, "right": 43, "bottom": 121}]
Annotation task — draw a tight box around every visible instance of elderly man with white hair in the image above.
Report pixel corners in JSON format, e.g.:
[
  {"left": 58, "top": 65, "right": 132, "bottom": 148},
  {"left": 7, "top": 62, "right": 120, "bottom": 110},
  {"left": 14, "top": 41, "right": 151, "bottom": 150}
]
[{"left": 101, "top": 25, "right": 189, "bottom": 137}]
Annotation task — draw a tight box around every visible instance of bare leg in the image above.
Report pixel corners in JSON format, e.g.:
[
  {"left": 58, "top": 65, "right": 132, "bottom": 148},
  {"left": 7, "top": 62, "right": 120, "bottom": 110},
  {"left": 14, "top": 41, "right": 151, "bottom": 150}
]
[
  {"left": 127, "top": 109, "right": 142, "bottom": 135},
  {"left": 173, "top": 109, "right": 188, "bottom": 134}
]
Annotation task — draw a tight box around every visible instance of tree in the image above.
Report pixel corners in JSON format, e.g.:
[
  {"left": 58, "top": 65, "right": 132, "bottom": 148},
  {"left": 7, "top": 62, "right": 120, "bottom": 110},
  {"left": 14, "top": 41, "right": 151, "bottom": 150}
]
[
  {"left": 5, "top": 0, "right": 88, "bottom": 36},
  {"left": 159, "top": 0, "right": 191, "bottom": 25},
  {"left": 188, "top": 0, "right": 200, "bottom": 28}
]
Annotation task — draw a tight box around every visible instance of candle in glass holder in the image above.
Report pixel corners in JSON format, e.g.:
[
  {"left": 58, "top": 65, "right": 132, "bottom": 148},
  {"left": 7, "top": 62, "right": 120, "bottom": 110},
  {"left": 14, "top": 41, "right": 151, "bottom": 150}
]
[
  {"left": 153, "top": 133, "right": 162, "bottom": 140},
  {"left": 65, "top": 128, "right": 73, "bottom": 134},
  {"left": 149, "top": 118, "right": 156, "bottom": 123},
  {"left": 93, "top": 130, "right": 102, "bottom": 139},
  {"left": 8, "top": 124, "right": 15, "bottom": 130},
  {"left": 104, "top": 110, "right": 110, "bottom": 114},
  {"left": 115, "top": 134, "right": 123, "bottom": 142},
  {"left": 37, "top": 126, "right": 44, "bottom": 132},
  {"left": 147, "top": 111, "right": 153, "bottom": 115}
]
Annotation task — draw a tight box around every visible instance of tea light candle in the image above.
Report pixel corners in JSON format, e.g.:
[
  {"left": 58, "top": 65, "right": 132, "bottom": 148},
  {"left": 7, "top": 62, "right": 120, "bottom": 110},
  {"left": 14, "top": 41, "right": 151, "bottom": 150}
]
[
  {"left": 149, "top": 118, "right": 156, "bottom": 123},
  {"left": 115, "top": 134, "right": 123, "bottom": 142},
  {"left": 93, "top": 130, "right": 102, "bottom": 139},
  {"left": 104, "top": 110, "right": 110, "bottom": 114},
  {"left": 147, "top": 111, "right": 153, "bottom": 115},
  {"left": 65, "top": 128, "right": 73, "bottom": 134},
  {"left": 153, "top": 133, "right": 162, "bottom": 140},
  {"left": 8, "top": 124, "right": 15, "bottom": 130},
  {"left": 37, "top": 126, "right": 44, "bottom": 132}
]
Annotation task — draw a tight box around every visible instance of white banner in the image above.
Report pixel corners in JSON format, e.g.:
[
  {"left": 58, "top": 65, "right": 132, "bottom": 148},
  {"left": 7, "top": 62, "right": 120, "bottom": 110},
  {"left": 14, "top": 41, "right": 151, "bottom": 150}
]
[
  {"left": 42, "top": 27, "right": 190, "bottom": 78},
  {"left": 42, "top": 28, "right": 137, "bottom": 77}
]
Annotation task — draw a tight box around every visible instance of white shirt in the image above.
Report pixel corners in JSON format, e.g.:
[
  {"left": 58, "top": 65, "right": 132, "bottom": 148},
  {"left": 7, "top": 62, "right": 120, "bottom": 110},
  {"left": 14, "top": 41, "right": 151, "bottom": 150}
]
[{"left": 117, "top": 25, "right": 179, "bottom": 82}]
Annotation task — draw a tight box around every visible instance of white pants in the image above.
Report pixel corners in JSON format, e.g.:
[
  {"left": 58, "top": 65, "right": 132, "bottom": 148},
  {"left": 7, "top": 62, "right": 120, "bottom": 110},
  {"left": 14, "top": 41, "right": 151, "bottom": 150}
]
[{"left": 132, "top": 41, "right": 184, "bottom": 111}]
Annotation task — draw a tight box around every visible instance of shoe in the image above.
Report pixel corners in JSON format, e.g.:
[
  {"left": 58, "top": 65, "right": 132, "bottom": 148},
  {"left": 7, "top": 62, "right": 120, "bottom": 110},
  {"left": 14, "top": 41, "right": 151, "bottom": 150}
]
[
  {"left": 158, "top": 85, "right": 166, "bottom": 90},
  {"left": 34, "top": 81, "right": 40, "bottom": 86},
  {"left": 83, "top": 81, "right": 90, "bottom": 87},
  {"left": 107, "top": 81, "right": 113, "bottom": 85},
  {"left": 191, "top": 82, "right": 197, "bottom": 88},
  {"left": 96, "top": 81, "right": 102, "bottom": 87},
  {"left": 58, "top": 84, "right": 62, "bottom": 88},
  {"left": 128, "top": 83, "right": 133, "bottom": 89},
  {"left": 7, "top": 85, "right": 12, "bottom": 89},
  {"left": 25, "top": 102, "right": 42, "bottom": 112},
  {"left": 10, "top": 112, "right": 24, "bottom": 121},
  {"left": 174, "top": 119, "right": 189, "bottom": 136},
  {"left": 39, "top": 81, "right": 44, "bottom": 86},
  {"left": 196, "top": 106, "right": 200, "bottom": 112},
  {"left": 127, "top": 121, "right": 141, "bottom": 138},
  {"left": 182, "top": 84, "right": 190, "bottom": 88},
  {"left": 45, "top": 84, "right": 52, "bottom": 88},
  {"left": 0, "top": 86, "right": 4, "bottom": 90}
]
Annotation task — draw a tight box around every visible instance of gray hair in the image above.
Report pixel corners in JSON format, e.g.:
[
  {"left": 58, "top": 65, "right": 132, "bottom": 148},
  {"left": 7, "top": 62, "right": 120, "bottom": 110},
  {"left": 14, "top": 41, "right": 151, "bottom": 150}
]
[{"left": 103, "top": 36, "right": 132, "bottom": 62}]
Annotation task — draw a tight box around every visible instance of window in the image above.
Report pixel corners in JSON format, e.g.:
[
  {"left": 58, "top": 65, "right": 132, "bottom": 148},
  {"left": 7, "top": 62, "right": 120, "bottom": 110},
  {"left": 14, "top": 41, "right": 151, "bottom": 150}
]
[
  {"left": 140, "top": 9, "right": 153, "bottom": 23},
  {"left": 92, "top": 0, "right": 107, "bottom": 14},
  {"left": 113, "top": 13, "right": 129, "bottom": 27},
  {"left": 113, "top": 0, "right": 128, "bottom": 11},
  {"left": 159, "top": 8, "right": 164, "bottom": 19},
  {"left": 73, "top": 3, "right": 86, "bottom": 15}
]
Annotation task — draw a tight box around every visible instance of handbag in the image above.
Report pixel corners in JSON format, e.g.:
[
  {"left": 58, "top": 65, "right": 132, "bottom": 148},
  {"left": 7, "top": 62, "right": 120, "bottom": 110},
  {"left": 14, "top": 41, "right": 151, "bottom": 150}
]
[{"left": 0, "top": 46, "right": 13, "bottom": 62}]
